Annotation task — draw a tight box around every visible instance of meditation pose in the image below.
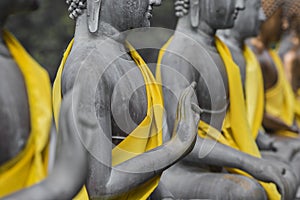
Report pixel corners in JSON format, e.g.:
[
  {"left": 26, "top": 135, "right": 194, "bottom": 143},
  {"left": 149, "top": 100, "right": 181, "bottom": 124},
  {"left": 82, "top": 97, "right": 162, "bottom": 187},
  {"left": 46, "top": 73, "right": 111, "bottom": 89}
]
[
  {"left": 249, "top": 0, "right": 300, "bottom": 138},
  {"left": 157, "top": 0, "right": 296, "bottom": 199},
  {"left": 0, "top": 0, "right": 52, "bottom": 197},
  {"left": 4, "top": 0, "right": 200, "bottom": 199},
  {"left": 218, "top": 0, "right": 299, "bottom": 193}
]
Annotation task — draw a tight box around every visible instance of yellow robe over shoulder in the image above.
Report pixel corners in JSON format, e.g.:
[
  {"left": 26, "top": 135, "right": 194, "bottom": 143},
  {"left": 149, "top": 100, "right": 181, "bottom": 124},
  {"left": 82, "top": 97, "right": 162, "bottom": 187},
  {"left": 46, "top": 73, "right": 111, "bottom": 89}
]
[
  {"left": 156, "top": 36, "right": 280, "bottom": 200},
  {"left": 266, "top": 50, "right": 298, "bottom": 138},
  {"left": 53, "top": 40, "right": 163, "bottom": 200},
  {"left": 0, "top": 30, "right": 52, "bottom": 197},
  {"left": 295, "top": 89, "right": 300, "bottom": 125},
  {"left": 244, "top": 45, "right": 264, "bottom": 139}
]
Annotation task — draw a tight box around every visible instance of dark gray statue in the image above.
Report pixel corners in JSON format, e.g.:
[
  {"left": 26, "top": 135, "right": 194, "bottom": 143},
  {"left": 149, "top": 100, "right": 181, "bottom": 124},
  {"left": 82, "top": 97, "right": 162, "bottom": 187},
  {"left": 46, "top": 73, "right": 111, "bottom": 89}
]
[
  {"left": 0, "top": 0, "right": 38, "bottom": 169},
  {"left": 4, "top": 0, "right": 201, "bottom": 199},
  {"left": 218, "top": 0, "right": 299, "bottom": 196},
  {"left": 157, "top": 0, "right": 296, "bottom": 199},
  {"left": 0, "top": 0, "right": 55, "bottom": 198}
]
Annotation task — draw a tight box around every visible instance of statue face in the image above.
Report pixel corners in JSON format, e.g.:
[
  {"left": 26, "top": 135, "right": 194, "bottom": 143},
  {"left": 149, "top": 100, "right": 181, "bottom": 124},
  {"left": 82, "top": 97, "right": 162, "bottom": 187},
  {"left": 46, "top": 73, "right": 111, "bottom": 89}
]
[
  {"left": 201, "top": 0, "right": 245, "bottom": 29},
  {"left": 234, "top": 0, "right": 265, "bottom": 38},
  {"left": 104, "top": 0, "right": 161, "bottom": 31},
  {"left": 260, "top": 6, "right": 283, "bottom": 42}
]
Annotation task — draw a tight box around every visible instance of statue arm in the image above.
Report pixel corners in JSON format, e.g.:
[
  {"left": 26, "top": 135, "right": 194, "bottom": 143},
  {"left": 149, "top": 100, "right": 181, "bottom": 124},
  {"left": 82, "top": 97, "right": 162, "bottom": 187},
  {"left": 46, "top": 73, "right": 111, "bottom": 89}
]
[
  {"left": 3, "top": 91, "right": 89, "bottom": 200},
  {"left": 262, "top": 112, "right": 299, "bottom": 133},
  {"left": 255, "top": 130, "right": 275, "bottom": 150}
]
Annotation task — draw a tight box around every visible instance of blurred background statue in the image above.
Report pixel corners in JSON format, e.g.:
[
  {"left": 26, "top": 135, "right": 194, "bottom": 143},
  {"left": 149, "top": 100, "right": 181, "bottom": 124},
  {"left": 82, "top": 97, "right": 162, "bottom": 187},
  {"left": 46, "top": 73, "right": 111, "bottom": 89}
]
[
  {"left": 0, "top": 0, "right": 52, "bottom": 197},
  {"left": 279, "top": 0, "right": 300, "bottom": 126}
]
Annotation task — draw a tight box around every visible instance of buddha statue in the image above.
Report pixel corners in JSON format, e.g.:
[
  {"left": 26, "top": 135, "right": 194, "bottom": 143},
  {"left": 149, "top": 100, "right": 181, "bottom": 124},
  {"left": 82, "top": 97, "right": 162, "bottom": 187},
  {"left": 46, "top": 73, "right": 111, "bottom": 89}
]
[
  {"left": 4, "top": 0, "right": 200, "bottom": 199},
  {"left": 0, "top": 0, "right": 52, "bottom": 197},
  {"left": 248, "top": 0, "right": 300, "bottom": 139},
  {"left": 156, "top": 0, "right": 296, "bottom": 199},
  {"left": 278, "top": 0, "right": 300, "bottom": 127},
  {"left": 218, "top": 0, "right": 299, "bottom": 195}
]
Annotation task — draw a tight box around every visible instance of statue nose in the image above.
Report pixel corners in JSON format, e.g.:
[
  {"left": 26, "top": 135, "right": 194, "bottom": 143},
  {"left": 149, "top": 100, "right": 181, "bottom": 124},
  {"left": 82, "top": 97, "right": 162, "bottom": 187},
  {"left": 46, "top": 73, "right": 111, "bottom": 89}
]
[{"left": 236, "top": 0, "right": 245, "bottom": 11}]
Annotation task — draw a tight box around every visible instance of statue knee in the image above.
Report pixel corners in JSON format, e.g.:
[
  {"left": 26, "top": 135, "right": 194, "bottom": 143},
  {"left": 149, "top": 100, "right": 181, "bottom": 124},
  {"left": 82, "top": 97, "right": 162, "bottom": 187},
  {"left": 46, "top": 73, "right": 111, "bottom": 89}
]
[{"left": 226, "top": 175, "right": 267, "bottom": 200}]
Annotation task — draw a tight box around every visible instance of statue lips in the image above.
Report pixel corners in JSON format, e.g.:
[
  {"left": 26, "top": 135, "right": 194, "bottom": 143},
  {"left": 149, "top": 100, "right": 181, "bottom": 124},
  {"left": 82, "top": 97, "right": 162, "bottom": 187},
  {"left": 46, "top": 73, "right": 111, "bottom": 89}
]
[
  {"left": 233, "top": 10, "right": 239, "bottom": 20},
  {"left": 145, "top": 5, "right": 153, "bottom": 20}
]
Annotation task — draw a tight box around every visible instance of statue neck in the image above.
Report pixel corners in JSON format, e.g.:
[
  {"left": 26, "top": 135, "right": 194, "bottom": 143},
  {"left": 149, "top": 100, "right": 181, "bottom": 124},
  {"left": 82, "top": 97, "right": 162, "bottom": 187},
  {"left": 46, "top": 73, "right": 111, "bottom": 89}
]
[
  {"left": 256, "top": 32, "right": 271, "bottom": 49},
  {"left": 249, "top": 37, "right": 265, "bottom": 54},
  {"left": 223, "top": 29, "right": 245, "bottom": 51},
  {"left": 74, "top": 11, "right": 125, "bottom": 44},
  {"left": 176, "top": 15, "right": 217, "bottom": 51}
]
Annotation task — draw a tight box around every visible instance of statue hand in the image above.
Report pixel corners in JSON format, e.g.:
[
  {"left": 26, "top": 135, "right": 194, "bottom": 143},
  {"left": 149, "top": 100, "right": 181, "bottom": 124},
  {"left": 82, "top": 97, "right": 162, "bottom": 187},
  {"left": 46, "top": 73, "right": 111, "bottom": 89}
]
[
  {"left": 250, "top": 159, "right": 296, "bottom": 200},
  {"left": 270, "top": 160, "right": 298, "bottom": 200},
  {"left": 271, "top": 140, "right": 300, "bottom": 162},
  {"left": 173, "top": 82, "right": 201, "bottom": 153},
  {"left": 287, "top": 124, "right": 300, "bottom": 134}
]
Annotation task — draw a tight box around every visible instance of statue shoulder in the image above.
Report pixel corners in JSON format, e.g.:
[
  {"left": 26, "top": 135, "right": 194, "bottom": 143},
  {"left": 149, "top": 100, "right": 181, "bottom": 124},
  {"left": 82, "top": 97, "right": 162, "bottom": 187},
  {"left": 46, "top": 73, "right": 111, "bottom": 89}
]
[{"left": 61, "top": 43, "right": 109, "bottom": 96}]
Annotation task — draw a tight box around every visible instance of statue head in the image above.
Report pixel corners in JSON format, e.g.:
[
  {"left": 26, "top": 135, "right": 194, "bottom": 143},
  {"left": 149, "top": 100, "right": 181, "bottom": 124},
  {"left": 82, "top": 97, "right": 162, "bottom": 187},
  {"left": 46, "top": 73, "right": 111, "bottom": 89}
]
[
  {"left": 66, "top": 0, "right": 161, "bottom": 33},
  {"left": 260, "top": 0, "right": 284, "bottom": 42},
  {"left": 233, "top": 0, "right": 266, "bottom": 39},
  {"left": 175, "top": 0, "right": 245, "bottom": 29}
]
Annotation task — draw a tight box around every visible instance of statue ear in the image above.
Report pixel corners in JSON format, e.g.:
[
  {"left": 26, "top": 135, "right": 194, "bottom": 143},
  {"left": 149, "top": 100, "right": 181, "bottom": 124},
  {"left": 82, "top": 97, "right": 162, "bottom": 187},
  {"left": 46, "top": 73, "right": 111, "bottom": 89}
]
[
  {"left": 190, "top": 0, "right": 200, "bottom": 28},
  {"left": 87, "top": 0, "right": 102, "bottom": 33}
]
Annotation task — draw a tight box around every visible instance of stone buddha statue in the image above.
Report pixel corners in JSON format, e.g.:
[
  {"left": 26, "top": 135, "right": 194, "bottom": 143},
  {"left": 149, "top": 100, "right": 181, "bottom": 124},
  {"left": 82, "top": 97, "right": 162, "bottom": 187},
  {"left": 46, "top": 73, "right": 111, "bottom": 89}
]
[
  {"left": 0, "top": 0, "right": 52, "bottom": 197},
  {"left": 218, "top": 0, "right": 299, "bottom": 196},
  {"left": 4, "top": 0, "right": 200, "bottom": 199},
  {"left": 278, "top": 0, "right": 300, "bottom": 129},
  {"left": 248, "top": 0, "right": 300, "bottom": 138},
  {"left": 156, "top": 0, "right": 296, "bottom": 199}
]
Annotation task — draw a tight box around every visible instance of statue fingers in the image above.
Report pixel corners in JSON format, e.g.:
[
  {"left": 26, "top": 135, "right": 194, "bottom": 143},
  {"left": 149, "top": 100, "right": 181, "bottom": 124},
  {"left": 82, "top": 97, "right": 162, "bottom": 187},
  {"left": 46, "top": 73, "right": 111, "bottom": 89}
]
[
  {"left": 178, "top": 84, "right": 192, "bottom": 121},
  {"left": 183, "top": 82, "right": 198, "bottom": 120},
  {"left": 191, "top": 103, "right": 201, "bottom": 125}
]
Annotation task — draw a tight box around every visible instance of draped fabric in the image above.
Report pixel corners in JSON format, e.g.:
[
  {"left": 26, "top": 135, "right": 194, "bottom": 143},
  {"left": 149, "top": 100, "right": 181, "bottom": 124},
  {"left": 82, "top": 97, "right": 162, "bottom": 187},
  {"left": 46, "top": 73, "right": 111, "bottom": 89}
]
[
  {"left": 0, "top": 30, "right": 52, "bottom": 197},
  {"left": 244, "top": 46, "right": 264, "bottom": 139},
  {"left": 53, "top": 40, "right": 163, "bottom": 200},
  {"left": 266, "top": 50, "right": 298, "bottom": 138},
  {"left": 295, "top": 89, "right": 300, "bottom": 126}
]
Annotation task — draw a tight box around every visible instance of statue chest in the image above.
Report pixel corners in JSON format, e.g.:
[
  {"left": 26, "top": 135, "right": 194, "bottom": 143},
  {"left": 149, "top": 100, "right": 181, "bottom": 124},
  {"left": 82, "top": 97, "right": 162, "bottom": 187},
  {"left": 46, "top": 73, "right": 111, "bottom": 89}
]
[
  {"left": 196, "top": 51, "right": 229, "bottom": 130},
  {"left": 0, "top": 57, "right": 30, "bottom": 165},
  {"left": 105, "top": 58, "right": 148, "bottom": 144}
]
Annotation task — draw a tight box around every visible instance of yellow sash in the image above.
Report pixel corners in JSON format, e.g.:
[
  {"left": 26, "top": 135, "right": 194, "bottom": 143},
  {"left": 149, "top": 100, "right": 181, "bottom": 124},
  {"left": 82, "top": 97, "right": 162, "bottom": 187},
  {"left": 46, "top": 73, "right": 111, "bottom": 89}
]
[
  {"left": 0, "top": 31, "right": 52, "bottom": 197},
  {"left": 266, "top": 50, "right": 298, "bottom": 138},
  {"left": 244, "top": 46, "right": 264, "bottom": 139},
  {"left": 53, "top": 40, "right": 163, "bottom": 200},
  {"left": 156, "top": 36, "right": 280, "bottom": 200},
  {"left": 295, "top": 89, "right": 300, "bottom": 125}
]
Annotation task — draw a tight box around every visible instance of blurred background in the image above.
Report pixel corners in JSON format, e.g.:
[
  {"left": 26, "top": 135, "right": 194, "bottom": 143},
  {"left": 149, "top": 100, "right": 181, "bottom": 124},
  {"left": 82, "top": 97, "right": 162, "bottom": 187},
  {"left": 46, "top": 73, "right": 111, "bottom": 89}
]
[
  {"left": 6, "top": 0, "right": 74, "bottom": 82},
  {"left": 5, "top": 0, "right": 176, "bottom": 82}
]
